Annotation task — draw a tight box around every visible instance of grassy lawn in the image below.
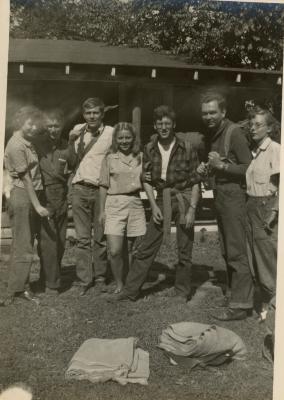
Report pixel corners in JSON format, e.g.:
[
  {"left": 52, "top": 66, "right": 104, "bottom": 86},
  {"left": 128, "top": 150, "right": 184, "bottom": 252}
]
[{"left": 0, "top": 232, "right": 273, "bottom": 400}]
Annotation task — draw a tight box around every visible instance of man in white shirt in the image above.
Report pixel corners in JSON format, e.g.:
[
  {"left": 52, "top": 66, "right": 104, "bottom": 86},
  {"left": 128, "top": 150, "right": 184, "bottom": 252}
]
[{"left": 70, "top": 98, "right": 113, "bottom": 295}]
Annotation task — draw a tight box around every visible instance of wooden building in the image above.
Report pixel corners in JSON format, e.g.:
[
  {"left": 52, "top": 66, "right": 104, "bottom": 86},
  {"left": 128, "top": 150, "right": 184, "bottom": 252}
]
[
  {"left": 1, "top": 39, "right": 282, "bottom": 237},
  {"left": 7, "top": 39, "right": 282, "bottom": 144}
]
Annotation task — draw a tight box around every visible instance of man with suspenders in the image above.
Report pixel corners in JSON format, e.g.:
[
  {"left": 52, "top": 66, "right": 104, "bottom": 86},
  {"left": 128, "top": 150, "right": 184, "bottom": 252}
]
[
  {"left": 70, "top": 98, "right": 113, "bottom": 295},
  {"left": 197, "top": 91, "right": 254, "bottom": 321}
]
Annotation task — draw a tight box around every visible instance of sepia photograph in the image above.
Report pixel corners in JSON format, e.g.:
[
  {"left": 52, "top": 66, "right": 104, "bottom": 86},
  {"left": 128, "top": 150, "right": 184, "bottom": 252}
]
[{"left": 0, "top": 1, "right": 283, "bottom": 399}]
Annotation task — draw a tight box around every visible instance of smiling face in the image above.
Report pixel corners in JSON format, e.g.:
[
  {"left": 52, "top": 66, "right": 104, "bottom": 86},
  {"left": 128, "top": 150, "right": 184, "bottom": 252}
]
[
  {"left": 22, "top": 118, "right": 40, "bottom": 141},
  {"left": 249, "top": 114, "right": 271, "bottom": 144},
  {"left": 83, "top": 106, "right": 104, "bottom": 130},
  {"left": 201, "top": 100, "right": 226, "bottom": 132},
  {"left": 46, "top": 118, "right": 62, "bottom": 141},
  {"left": 116, "top": 129, "right": 134, "bottom": 154},
  {"left": 154, "top": 116, "right": 175, "bottom": 142}
]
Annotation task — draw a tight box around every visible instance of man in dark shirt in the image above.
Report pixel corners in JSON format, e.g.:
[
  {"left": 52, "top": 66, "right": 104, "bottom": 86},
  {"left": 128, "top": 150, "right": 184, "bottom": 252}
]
[
  {"left": 112, "top": 105, "right": 200, "bottom": 302},
  {"left": 36, "top": 110, "right": 76, "bottom": 294},
  {"left": 198, "top": 91, "right": 254, "bottom": 320}
]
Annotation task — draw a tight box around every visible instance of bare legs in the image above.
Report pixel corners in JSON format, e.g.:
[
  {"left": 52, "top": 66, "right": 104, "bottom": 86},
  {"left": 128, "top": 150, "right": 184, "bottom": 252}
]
[{"left": 107, "top": 235, "right": 138, "bottom": 293}]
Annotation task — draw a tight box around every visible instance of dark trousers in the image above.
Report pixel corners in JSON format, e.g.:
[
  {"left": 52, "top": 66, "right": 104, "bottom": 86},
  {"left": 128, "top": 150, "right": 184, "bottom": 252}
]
[
  {"left": 38, "top": 184, "right": 68, "bottom": 289},
  {"left": 7, "top": 187, "right": 41, "bottom": 295},
  {"left": 215, "top": 183, "right": 253, "bottom": 309},
  {"left": 246, "top": 196, "right": 277, "bottom": 303},
  {"left": 72, "top": 184, "right": 107, "bottom": 285},
  {"left": 123, "top": 196, "right": 194, "bottom": 299}
]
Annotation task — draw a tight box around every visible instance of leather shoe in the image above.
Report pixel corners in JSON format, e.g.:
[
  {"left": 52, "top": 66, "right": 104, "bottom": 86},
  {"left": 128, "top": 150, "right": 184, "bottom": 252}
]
[
  {"left": 171, "top": 294, "right": 188, "bottom": 304},
  {"left": 79, "top": 283, "right": 93, "bottom": 297},
  {"left": 211, "top": 308, "right": 248, "bottom": 321},
  {"left": 45, "top": 287, "right": 59, "bottom": 296},
  {"left": 71, "top": 281, "right": 93, "bottom": 296},
  {"left": 18, "top": 290, "right": 40, "bottom": 306},
  {"left": 106, "top": 291, "right": 135, "bottom": 303},
  {"left": 95, "top": 279, "right": 108, "bottom": 293}
]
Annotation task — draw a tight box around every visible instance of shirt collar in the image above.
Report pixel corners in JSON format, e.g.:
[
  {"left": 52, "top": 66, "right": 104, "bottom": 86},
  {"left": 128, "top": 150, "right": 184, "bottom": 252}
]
[
  {"left": 110, "top": 152, "right": 119, "bottom": 159},
  {"left": 13, "top": 131, "right": 33, "bottom": 148},
  {"left": 86, "top": 123, "right": 104, "bottom": 135},
  {"left": 258, "top": 136, "right": 272, "bottom": 151},
  {"left": 210, "top": 118, "right": 229, "bottom": 142},
  {"left": 157, "top": 137, "right": 176, "bottom": 150},
  {"left": 152, "top": 134, "right": 183, "bottom": 152},
  {"left": 118, "top": 151, "right": 136, "bottom": 166}
]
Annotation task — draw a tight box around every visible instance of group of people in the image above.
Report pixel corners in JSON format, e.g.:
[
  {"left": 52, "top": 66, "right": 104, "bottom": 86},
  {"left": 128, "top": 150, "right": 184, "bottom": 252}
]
[{"left": 1, "top": 91, "right": 280, "bottom": 323}]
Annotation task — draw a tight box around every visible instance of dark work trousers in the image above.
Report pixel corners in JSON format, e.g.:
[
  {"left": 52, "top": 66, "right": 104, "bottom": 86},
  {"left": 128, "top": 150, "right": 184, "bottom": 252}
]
[
  {"left": 123, "top": 195, "right": 194, "bottom": 299},
  {"left": 38, "top": 184, "right": 68, "bottom": 289},
  {"left": 7, "top": 187, "right": 42, "bottom": 295},
  {"left": 246, "top": 196, "right": 278, "bottom": 303},
  {"left": 72, "top": 184, "right": 107, "bottom": 285},
  {"left": 215, "top": 183, "right": 254, "bottom": 309}
]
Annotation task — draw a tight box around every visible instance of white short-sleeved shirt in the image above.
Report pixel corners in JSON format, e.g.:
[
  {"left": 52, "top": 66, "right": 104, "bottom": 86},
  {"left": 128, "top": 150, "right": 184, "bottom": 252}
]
[
  {"left": 4, "top": 131, "right": 42, "bottom": 190},
  {"left": 71, "top": 124, "right": 113, "bottom": 186},
  {"left": 100, "top": 152, "right": 143, "bottom": 195},
  {"left": 246, "top": 137, "right": 280, "bottom": 197}
]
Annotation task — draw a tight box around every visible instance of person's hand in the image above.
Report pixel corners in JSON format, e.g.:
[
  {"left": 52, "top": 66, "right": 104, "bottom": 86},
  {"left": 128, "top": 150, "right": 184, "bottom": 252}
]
[
  {"left": 69, "top": 129, "right": 81, "bottom": 142},
  {"left": 208, "top": 152, "right": 224, "bottom": 170},
  {"left": 263, "top": 210, "right": 278, "bottom": 233},
  {"left": 3, "top": 189, "right": 11, "bottom": 201},
  {"left": 9, "top": 171, "right": 18, "bottom": 178},
  {"left": 185, "top": 207, "right": 196, "bottom": 230},
  {"left": 197, "top": 162, "right": 208, "bottom": 176},
  {"left": 144, "top": 171, "right": 152, "bottom": 182},
  {"left": 152, "top": 205, "right": 163, "bottom": 225},
  {"left": 36, "top": 206, "right": 50, "bottom": 218},
  {"left": 98, "top": 211, "right": 106, "bottom": 227}
]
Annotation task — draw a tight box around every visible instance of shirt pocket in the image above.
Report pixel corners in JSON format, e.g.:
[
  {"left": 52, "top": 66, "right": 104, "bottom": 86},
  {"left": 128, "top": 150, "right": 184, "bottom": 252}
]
[
  {"left": 253, "top": 169, "right": 269, "bottom": 185},
  {"left": 109, "top": 164, "right": 119, "bottom": 176}
]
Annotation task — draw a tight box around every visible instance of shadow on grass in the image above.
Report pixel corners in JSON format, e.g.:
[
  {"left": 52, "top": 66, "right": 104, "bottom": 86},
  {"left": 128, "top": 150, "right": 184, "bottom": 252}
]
[
  {"left": 139, "top": 261, "right": 228, "bottom": 298},
  {"left": 57, "top": 260, "right": 232, "bottom": 302}
]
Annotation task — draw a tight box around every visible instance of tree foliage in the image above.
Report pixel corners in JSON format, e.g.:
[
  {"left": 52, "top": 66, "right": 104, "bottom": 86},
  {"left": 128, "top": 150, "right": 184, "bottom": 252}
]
[{"left": 10, "top": 0, "right": 284, "bottom": 70}]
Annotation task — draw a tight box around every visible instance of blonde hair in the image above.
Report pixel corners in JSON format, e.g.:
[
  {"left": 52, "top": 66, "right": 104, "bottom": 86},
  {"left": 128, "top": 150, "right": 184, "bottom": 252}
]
[
  {"left": 111, "top": 122, "right": 141, "bottom": 159},
  {"left": 249, "top": 106, "right": 281, "bottom": 143}
]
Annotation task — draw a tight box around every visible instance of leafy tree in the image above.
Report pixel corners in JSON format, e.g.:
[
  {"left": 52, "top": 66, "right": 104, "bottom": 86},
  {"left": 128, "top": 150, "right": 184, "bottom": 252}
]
[{"left": 10, "top": 0, "right": 284, "bottom": 70}]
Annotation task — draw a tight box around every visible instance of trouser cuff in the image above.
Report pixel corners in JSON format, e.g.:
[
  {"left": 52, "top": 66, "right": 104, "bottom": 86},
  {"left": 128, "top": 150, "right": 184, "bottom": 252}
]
[{"left": 229, "top": 301, "right": 253, "bottom": 309}]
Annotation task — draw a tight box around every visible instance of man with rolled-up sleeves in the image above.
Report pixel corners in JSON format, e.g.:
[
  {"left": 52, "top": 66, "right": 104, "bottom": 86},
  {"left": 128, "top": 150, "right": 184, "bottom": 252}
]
[{"left": 70, "top": 98, "right": 113, "bottom": 296}]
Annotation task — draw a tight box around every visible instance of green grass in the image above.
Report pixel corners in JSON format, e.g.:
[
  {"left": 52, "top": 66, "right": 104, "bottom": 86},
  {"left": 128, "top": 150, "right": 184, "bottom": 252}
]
[{"left": 0, "top": 232, "right": 273, "bottom": 400}]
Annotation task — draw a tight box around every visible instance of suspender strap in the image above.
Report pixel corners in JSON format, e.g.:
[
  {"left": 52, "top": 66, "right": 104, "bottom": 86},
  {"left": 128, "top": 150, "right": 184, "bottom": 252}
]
[{"left": 76, "top": 126, "right": 106, "bottom": 170}]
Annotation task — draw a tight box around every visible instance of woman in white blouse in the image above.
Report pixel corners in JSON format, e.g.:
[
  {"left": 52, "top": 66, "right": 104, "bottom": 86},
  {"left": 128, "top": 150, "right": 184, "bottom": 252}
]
[{"left": 246, "top": 107, "right": 280, "bottom": 317}]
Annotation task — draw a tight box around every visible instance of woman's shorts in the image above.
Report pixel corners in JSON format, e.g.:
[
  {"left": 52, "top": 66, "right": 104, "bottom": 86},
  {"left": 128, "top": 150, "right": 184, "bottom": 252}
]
[{"left": 104, "top": 194, "right": 146, "bottom": 237}]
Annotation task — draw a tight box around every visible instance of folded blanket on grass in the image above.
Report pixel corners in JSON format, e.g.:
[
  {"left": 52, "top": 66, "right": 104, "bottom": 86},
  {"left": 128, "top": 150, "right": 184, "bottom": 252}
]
[
  {"left": 158, "top": 322, "right": 247, "bottom": 370},
  {"left": 65, "top": 337, "right": 149, "bottom": 385}
]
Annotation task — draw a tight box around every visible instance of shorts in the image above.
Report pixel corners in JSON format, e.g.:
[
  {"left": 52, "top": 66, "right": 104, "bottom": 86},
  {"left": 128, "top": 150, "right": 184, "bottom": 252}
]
[{"left": 104, "top": 194, "right": 146, "bottom": 237}]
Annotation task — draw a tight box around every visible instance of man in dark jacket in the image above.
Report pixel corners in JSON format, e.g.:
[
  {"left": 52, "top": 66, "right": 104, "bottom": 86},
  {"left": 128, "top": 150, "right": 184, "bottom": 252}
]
[
  {"left": 36, "top": 110, "right": 76, "bottom": 294},
  {"left": 197, "top": 91, "right": 254, "bottom": 320}
]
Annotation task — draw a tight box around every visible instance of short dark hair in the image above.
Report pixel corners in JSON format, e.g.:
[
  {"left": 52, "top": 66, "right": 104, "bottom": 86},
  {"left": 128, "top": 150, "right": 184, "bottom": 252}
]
[
  {"left": 13, "top": 106, "right": 44, "bottom": 131},
  {"left": 200, "top": 91, "right": 227, "bottom": 111},
  {"left": 45, "top": 109, "right": 65, "bottom": 126},
  {"left": 249, "top": 106, "right": 281, "bottom": 143},
  {"left": 111, "top": 122, "right": 141, "bottom": 158},
  {"left": 153, "top": 105, "right": 176, "bottom": 123},
  {"left": 82, "top": 97, "right": 105, "bottom": 112}
]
